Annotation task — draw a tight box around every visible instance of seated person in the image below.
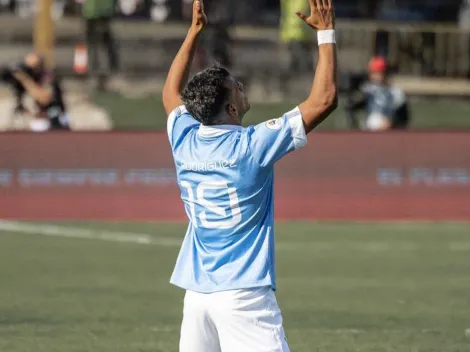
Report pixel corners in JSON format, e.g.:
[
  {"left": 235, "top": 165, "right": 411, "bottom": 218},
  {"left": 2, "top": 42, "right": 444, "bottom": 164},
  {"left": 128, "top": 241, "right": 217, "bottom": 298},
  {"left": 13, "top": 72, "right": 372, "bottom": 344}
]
[
  {"left": 8, "top": 52, "right": 69, "bottom": 131},
  {"left": 346, "top": 57, "right": 410, "bottom": 131}
]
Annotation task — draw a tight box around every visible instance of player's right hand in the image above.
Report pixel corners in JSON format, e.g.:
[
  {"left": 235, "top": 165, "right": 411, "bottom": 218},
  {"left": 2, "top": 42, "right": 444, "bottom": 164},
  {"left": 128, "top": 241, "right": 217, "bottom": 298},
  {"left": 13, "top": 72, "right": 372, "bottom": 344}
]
[
  {"left": 296, "top": 0, "right": 335, "bottom": 31},
  {"left": 191, "top": 0, "right": 207, "bottom": 33}
]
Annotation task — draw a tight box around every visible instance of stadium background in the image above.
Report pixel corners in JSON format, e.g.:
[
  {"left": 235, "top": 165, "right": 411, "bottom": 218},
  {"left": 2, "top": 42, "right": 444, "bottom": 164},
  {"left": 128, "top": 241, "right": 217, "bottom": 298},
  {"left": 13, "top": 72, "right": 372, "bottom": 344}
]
[{"left": 0, "top": 1, "right": 469, "bottom": 352}]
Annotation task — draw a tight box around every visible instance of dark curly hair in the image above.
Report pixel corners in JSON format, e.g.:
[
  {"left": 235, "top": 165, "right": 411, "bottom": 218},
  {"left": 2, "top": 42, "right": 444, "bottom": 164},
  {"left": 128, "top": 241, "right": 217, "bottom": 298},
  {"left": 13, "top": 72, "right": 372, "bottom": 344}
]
[{"left": 181, "top": 64, "right": 231, "bottom": 125}]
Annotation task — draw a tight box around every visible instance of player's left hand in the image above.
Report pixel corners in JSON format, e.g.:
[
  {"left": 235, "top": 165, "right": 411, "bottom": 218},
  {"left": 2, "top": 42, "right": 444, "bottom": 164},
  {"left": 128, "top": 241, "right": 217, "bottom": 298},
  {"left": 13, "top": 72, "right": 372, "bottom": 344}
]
[
  {"left": 191, "top": 0, "right": 207, "bottom": 34},
  {"left": 296, "top": 0, "right": 335, "bottom": 31}
]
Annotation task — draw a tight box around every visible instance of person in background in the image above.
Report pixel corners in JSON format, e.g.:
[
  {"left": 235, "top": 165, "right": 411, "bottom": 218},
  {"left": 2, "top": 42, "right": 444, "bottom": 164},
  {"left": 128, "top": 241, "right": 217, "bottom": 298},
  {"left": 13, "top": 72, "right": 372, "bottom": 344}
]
[
  {"left": 280, "top": 0, "right": 312, "bottom": 73},
  {"left": 183, "top": 0, "right": 234, "bottom": 70},
  {"left": 10, "top": 52, "right": 69, "bottom": 131},
  {"left": 346, "top": 56, "right": 410, "bottom": 131},
  {"left": 78, "top": 0, "right": 119, "bottom": 76},
  {"left": 459, "top": 0, "right": 470, "bottom": 78},
  {"left": 205, "top": 0, "right": 235, "bottom": 68}
]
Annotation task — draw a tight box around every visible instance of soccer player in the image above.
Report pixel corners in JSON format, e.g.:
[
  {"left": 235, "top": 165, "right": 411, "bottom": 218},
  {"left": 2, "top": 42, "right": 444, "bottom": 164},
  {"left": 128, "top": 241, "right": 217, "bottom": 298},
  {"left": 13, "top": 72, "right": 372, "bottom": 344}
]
[{"left": 162, "top": 0, "right": 337, "bottom": 350}]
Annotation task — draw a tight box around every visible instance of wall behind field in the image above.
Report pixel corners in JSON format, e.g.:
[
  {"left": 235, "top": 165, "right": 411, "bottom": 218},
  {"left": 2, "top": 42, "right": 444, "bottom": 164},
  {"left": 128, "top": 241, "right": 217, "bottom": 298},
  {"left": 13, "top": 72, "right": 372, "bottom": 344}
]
[{"left": 0, "top": 132, "right": 469, "bottom": 221}]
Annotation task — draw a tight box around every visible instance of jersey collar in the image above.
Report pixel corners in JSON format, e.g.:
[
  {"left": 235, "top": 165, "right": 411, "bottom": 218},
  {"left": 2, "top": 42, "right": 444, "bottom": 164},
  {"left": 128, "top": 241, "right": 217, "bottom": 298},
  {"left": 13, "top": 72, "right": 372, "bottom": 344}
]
[{"left": 198, "top": 124, "right": 243, "bottom": 138}]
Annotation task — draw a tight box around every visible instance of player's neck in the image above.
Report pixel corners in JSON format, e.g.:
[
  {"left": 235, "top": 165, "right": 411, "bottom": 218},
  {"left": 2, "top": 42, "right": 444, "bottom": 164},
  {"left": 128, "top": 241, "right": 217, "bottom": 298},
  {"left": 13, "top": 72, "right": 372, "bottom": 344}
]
[
  {"left": 226, "top": 115, "right": 242, "bottom": 126},
  {"left": 212, "top": 115, "right": 241, "bottom": 126}
]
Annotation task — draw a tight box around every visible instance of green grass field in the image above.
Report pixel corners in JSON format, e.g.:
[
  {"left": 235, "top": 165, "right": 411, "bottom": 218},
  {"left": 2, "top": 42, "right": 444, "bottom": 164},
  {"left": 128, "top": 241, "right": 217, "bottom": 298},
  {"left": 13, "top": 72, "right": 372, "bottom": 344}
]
[
  {"left": 1, "top": 221, "right": 469, "bottom": 352},
  {"left": 93, "top": 93, "right": 470, "bottom": 130}
]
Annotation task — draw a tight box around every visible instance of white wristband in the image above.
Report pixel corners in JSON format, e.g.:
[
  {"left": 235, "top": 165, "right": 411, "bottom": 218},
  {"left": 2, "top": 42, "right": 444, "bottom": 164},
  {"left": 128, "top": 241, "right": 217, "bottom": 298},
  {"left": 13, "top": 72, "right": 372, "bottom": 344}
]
[{"left": 317, "top": 30, "right": 336, "bottom": 46}]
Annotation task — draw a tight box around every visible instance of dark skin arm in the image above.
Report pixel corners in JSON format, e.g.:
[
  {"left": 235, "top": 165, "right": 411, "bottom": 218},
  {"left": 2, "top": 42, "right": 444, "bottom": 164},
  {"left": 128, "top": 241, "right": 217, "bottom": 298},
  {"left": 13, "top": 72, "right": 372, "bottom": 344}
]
[
  {"left": 296, "top": 0, "right": 338, "bottom": 133},
  {"left": 162, "top": 0, "right": 207, "bottom": 115},
  {"left": 13, "top": 71, "right": 52, "bottom": 106}
]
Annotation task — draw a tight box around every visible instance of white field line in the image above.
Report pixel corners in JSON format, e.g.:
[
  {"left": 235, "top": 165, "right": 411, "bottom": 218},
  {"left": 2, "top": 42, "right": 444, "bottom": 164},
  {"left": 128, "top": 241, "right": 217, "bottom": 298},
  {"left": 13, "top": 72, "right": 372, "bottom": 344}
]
[
  {"left": 0, "top": 221, "right": 469, "bottom": 252},
  {"left": 0, "top": 221, "right": 181, "bottom": 247}
]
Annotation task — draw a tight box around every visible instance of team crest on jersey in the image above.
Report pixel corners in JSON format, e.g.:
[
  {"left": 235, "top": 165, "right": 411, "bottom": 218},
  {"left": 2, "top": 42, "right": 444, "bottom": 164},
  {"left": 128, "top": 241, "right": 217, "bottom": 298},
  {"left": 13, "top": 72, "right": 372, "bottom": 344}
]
[{"left": 265, "top": 118, "right": 284, "bottom": 130}]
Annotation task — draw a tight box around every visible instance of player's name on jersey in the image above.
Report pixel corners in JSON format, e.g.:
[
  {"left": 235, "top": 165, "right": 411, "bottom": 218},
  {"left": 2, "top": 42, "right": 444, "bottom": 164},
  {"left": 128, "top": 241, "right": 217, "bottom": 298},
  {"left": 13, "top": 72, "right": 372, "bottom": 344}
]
[{"left": 180, "top": 160, "right": 237, "bottom": 172}]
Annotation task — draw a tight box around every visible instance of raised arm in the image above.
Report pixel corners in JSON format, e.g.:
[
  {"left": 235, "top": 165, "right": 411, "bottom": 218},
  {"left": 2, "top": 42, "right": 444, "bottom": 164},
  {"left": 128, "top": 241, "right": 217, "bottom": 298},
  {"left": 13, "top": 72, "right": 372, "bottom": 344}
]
[
  {"left": 296, "top": 0, "right": 338, "bottom": 133},
  {"left": 162, "top": 0, "right": 207, "bottom": 115}
]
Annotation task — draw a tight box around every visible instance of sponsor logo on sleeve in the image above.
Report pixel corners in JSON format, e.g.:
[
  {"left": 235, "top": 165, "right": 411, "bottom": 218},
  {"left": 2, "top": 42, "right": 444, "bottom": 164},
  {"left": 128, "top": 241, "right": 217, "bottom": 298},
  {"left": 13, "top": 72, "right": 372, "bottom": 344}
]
[{"left": 265, "top": 118, "right": 284, "bottom": 130}]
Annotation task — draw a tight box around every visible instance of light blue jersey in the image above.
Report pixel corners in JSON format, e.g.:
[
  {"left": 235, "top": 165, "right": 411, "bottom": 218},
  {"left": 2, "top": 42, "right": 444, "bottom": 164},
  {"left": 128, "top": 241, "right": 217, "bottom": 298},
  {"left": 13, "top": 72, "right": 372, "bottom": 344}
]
[{"left": 168, "top": 105, "right": 307, "bottom": 293}]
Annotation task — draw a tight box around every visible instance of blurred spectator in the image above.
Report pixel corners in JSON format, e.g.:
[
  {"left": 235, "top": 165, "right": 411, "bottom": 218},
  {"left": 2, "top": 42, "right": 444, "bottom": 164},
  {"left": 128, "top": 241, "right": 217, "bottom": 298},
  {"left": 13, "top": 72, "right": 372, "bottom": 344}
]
[
  {"left": 459, "top": 0, "right": 470, "bottom": 78},
  {"left": 184, "top": 0, "right": 234, "bottom": 69},
  {"left": 459, "top": 0, "right": 470, "bottom": 27},
  {"left": 1, "top": 52, "right": 69, "bottom": 131},
  {"left": 279, "top": 0, "right": 312, "bottom": 73},
  {"left": 78, "top": 0, "right": 119, "bottom": 76},
  {"left": 206, "top": 0, "right": 235, "bottom": 68},
  {"left": 0, "top": 0, "right": 14, "bottom": 13},
  {"left": 346, "top": 57, "right": 410, "bottom": 131}
]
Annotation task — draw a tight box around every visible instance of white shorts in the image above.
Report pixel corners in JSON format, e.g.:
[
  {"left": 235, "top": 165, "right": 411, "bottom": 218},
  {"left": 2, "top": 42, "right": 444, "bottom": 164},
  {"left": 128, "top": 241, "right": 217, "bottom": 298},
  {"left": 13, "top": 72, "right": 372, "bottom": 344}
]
[{"left": 179, "top": 286, "right": 290, "bottom": 352}]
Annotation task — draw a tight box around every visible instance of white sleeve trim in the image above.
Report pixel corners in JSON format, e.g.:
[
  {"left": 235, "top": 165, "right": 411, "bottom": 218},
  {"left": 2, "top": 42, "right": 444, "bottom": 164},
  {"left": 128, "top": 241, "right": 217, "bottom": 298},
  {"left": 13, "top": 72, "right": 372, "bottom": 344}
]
[
  {"left": 167, "top": 105, "right": 188, "bottom": 147},
  {"left": 286, "top": 107, "right": 307, "bottom": 149}
]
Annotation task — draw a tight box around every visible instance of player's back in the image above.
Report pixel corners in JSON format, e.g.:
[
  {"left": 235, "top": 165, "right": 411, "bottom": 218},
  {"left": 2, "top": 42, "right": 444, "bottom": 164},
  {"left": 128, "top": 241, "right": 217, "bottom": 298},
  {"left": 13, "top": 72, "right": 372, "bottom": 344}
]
[
  {"left": 174, "top": 125, "right": 272, "bottom": 243},
  {"left": 168, "top": 105, "right": 307, "bottom": 293}
]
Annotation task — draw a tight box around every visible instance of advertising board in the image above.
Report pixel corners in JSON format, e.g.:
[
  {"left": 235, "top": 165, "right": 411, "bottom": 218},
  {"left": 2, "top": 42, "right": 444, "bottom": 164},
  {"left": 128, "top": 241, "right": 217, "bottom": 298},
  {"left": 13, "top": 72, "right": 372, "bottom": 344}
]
[{"left": 0, "top": 132, "right": 469, "bottom": 220}]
